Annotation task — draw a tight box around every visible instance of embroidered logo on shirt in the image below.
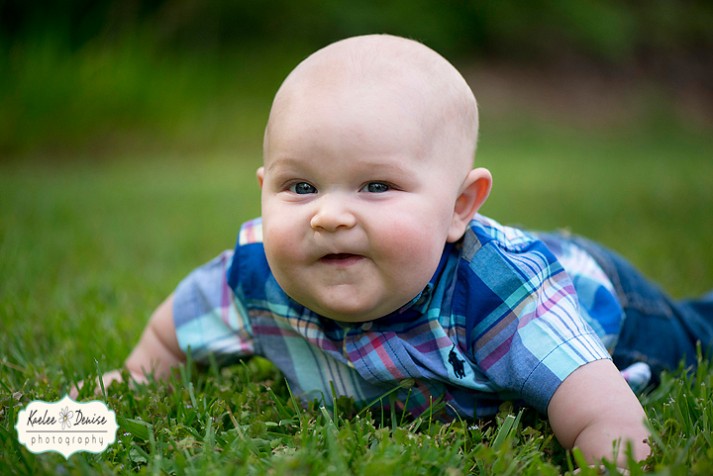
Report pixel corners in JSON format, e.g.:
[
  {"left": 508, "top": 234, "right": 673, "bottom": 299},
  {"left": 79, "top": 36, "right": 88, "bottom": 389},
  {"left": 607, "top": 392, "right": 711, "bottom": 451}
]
[{"left": 448, "top": 347, "right": 466, "bottom": 379}]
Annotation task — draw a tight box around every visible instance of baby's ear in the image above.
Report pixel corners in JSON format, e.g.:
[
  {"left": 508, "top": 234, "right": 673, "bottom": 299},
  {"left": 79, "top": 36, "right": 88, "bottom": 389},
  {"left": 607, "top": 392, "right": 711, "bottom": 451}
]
[
  {"left": 447, "top": 168, "right": 492, "bottom": 242},
  {"left": 256, "top": 167, "right": 265, "bottom": 188}
]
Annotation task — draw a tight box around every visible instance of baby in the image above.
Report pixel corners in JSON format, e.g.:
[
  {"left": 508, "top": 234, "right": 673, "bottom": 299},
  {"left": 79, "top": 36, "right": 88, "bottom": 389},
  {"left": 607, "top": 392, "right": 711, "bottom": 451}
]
[{"left": 79, "top": 34, "right": 713, "bottom": 466}]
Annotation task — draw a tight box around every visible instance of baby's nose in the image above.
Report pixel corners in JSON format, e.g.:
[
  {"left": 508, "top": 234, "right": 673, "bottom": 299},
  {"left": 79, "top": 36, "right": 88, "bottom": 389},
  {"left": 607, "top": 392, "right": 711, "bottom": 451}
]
[{"left": 310, "top": 196, "right": 357, "bottom": 232}]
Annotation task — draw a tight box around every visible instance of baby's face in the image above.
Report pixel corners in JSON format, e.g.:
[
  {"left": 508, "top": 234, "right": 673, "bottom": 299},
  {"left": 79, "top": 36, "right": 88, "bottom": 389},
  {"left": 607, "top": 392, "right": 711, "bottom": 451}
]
[{"left": 258, "top": 81, "right": 466, "bottom": 323}]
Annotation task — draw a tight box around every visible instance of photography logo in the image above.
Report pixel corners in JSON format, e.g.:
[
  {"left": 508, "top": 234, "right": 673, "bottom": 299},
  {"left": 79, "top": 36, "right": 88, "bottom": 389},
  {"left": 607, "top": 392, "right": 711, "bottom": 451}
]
[{"left": 15, "top": 395, "right": 118, "bottom": 459}]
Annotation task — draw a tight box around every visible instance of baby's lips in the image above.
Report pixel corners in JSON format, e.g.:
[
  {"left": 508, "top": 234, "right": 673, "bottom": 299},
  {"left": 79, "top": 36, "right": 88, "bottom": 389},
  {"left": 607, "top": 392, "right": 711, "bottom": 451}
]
[{"left": 319, "top": 253, "right": 364, "bottom": 265}]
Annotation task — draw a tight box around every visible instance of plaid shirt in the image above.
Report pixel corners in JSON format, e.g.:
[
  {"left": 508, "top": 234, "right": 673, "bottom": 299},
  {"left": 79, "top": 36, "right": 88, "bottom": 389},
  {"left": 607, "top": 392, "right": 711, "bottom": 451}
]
[{"left": 173, "top": 215, "right": 616, "bottom": 418}]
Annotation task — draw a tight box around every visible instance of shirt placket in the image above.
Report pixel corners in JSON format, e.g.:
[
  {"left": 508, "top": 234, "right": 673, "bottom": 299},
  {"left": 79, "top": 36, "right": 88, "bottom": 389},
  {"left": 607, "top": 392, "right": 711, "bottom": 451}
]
[{"left": 341, "top": 321, "right": 374, "bottom": 370}]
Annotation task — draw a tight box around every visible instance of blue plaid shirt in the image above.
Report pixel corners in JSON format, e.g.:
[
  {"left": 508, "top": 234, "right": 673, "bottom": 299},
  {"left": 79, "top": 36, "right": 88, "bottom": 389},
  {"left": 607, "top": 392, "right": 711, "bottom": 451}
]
[{"left": 173, "top": 215, "right": 618, "bottom": 418}]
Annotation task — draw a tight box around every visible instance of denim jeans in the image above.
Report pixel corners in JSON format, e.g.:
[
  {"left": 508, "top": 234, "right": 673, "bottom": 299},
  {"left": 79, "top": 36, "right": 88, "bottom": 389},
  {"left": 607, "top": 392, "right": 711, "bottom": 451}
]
[{"left": 561, "top": 234, "right": 713, "bottom": 385}]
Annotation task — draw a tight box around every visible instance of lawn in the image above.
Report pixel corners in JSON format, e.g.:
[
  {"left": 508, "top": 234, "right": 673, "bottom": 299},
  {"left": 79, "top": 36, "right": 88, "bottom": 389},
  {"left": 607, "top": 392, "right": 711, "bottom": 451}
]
[{"left": 1, "top": 100, "right": 713, "bottom": 474}]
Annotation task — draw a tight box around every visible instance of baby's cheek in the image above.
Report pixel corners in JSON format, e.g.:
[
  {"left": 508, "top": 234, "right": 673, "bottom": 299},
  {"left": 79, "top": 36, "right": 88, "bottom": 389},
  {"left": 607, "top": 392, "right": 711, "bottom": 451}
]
[
  {"left": 378, "top": 221, "right": 438, "bottom": 262},
  {"left": 262, "top": 223, "right": 293, "bottom": 263}
]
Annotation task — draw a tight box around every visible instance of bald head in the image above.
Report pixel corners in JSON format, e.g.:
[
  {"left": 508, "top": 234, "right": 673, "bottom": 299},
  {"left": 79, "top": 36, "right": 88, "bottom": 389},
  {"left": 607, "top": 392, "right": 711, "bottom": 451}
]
[{"left": 264, "top": 34, "right": 479, "bottom": 176}]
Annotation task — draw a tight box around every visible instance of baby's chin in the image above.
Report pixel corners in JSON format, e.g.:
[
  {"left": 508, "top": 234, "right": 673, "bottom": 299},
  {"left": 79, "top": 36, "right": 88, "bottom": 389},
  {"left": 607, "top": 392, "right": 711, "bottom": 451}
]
[
  {"left": 273, "top": 269, "right": 427, "bottom": 323},
  {"left": 293, "top": 294, "right": 400, "bottom": 323}
]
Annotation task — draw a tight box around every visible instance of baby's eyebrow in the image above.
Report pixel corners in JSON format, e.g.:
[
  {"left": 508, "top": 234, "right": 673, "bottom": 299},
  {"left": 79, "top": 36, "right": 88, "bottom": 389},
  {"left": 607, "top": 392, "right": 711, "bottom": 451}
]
[
  {"left": 264, "top": 156, "right": 311, "bottom": 170},
  {"left": 263, "top": 158, "right": 304, "bottom": 176},
  {"left": 358, "top": 161, "right": 412, "bottom": 175}
]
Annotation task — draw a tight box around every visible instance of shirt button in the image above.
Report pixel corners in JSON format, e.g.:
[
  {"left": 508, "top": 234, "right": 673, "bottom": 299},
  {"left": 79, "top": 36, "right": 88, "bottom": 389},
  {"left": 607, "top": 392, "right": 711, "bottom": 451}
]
[{"left": 361, "top": 321, "right": 373, "bottom": 331}]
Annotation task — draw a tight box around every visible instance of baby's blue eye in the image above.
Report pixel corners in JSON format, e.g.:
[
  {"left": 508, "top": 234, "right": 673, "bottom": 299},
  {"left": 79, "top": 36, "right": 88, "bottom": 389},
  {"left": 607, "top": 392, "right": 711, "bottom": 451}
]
[
  {"left": 363, "top": 182, "right": 390, "bottom": 193},
  {"left": 290, "top": 182, "right": 317, "bottom": 194}
]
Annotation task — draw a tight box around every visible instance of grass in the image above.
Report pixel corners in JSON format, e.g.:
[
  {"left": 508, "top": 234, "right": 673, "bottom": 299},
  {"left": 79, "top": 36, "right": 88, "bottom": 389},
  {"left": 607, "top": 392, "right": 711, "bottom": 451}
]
[{"left": 1, "top": 51, "right": 713, "bottom": 473}]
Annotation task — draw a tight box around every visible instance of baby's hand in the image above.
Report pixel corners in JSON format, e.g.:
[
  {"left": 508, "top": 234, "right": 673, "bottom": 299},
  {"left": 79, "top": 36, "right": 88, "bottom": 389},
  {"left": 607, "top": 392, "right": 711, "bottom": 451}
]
[
  {"left": 548, "top": 359, "right": 650, "bottom": 465},
  {"left": 573, "top": 467, "right": 630, "bottom": 475},
  {"left": 70, "top": 369, "right": 144, "bottom": 399}
]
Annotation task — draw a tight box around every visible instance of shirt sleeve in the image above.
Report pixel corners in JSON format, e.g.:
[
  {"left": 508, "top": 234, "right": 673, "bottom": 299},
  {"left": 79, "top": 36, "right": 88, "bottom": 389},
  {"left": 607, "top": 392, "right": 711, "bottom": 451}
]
[
  {"left": 513, "top": 270, "right": 612, "bottom": 413},
  {"left": 173, "top": 250, "right": 255, "bottom": 364},
  {"left": 460, "top": 223, "right": 611, "bottom": 414}
]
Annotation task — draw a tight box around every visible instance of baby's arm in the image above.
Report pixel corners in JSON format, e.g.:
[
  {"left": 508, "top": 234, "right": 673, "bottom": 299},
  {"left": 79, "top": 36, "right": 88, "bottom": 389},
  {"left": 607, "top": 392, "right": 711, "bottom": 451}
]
[
  {"left": 123, "top": 293, "right": 185, "bottom": 381},
  {"left": 547, "top": 359, "right": 650, "bottom": 466},
  {"left": 73, "top": 294, "right": 185, "bottom": 396}
]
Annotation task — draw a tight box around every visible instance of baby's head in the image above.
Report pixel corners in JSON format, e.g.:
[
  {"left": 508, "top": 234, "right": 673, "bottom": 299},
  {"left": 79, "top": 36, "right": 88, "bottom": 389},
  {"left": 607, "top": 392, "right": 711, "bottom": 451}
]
[{"left": 258, "top": 34, "right": 492, "bottom": 322}]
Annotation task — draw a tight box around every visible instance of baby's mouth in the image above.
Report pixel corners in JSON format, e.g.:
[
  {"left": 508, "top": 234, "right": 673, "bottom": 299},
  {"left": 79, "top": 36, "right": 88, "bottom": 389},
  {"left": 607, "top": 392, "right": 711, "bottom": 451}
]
[{"left": 320, "top": 253, "right": 363, "bottom": 265}]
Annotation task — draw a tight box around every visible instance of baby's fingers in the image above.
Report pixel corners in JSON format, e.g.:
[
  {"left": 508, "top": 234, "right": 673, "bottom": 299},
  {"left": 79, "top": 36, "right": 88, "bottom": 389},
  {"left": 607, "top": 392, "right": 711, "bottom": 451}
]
[{"left": 70, "top": 369, "right": 125, "bottom": 399}]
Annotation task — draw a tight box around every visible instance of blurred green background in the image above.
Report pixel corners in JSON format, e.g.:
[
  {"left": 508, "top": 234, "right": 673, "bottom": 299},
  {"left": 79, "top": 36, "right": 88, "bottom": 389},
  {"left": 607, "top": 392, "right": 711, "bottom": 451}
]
[{"left": 1, "top": 0, "right": 712, "bottom": 159}]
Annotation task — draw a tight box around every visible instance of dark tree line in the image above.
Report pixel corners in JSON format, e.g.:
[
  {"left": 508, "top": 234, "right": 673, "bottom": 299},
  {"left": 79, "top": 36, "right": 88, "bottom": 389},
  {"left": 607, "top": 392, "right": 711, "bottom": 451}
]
[{"left": 2, "top": 0, "right": 711, "bottom": 70}]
